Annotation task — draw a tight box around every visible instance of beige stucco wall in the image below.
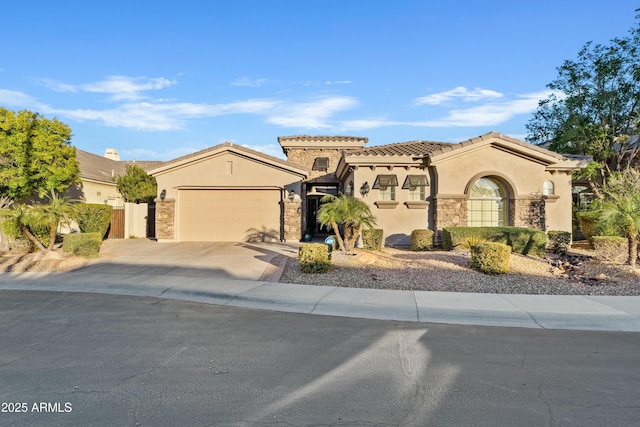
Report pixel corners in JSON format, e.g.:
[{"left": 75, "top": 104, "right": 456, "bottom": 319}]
[
  {"left": 151, "top": 150, "right": 306, "bottom": 242},
  {"left": 68, "top": 179, "right": 124, "bottom": 207},
  {"left": 153, "top": 151, "right": 304, "bottom": 199},
  {"left": 432, "top": 144, "right": 574, "bottom": 233},
  {"left": 352, "top": 166, "right": 432, "bottom": 246}
]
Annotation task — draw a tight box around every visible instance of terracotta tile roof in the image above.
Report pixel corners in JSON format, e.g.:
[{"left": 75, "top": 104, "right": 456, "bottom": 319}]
[
  {"left": 157, "top": 142, "right": 308, "bottom": 173},
  {"left": 428, "top": 131, "right": 567, "bottom": 160},
  {"left": 277, "top": 135, "right": 368, "bottom": 144},
  {"left": 348, "top": 140, "right": 453, "bottom": 157},
  {"left": 76, "top": 149, "right": 164, "bottom": 184}
]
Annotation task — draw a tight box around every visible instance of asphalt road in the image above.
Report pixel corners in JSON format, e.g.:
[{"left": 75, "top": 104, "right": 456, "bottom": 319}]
[{"left": 1, "top": 290, "right": 639, "bottom": 427}]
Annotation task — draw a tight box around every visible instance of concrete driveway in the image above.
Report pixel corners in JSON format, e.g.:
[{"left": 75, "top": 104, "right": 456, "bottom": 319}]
[{"left": 80, "top": 238, "right": 300, "bottom": 281}]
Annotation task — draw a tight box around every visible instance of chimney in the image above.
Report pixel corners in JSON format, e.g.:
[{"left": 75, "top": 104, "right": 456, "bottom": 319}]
[{"left": 104, "top": 148, "right": 120, "bottom": 161}]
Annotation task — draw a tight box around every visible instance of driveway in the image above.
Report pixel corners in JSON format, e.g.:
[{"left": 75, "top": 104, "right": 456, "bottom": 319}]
[{"left": 79, "top": 238, "right": 300, "bottom": 281}]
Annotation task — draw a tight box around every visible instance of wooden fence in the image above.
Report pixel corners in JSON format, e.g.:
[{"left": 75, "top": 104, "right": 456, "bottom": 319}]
[{"left": 108, "top": 206, "right": 125, "bottom": 239}]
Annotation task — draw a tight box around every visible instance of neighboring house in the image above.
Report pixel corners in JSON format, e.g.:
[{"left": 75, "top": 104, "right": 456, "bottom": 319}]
[
  {"left": 71, "top": 148, "right": 163, "bottom": 206},
  {"left": 149, "top": 132, "right": 590, "bottom": 245}
]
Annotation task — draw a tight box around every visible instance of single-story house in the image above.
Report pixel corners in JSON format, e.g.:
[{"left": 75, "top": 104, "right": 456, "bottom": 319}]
[
  {"left": 149, "top": 132, "right": 590, "bottom": 245},
  {"left": 71, "top": 148, "right": 163, "bottom": 206}
]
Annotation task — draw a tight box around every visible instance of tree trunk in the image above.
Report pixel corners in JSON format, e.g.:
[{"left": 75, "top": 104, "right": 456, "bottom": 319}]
[
  {"left": 330, "top": 221, "right": 346, "bottom": 252},
  {"left": 48, "top": 219, "right": 57, "bottom": 250},
  {"left": 628, "top": 233, "right": 638, "bottom": 267},
  {"left": 19, "top": 224, "right": 48, "bottom": 253}
]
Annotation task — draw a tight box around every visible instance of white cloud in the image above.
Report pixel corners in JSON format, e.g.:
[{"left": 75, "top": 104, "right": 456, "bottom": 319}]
[
  {"left": 0, "top": 89, "right": 41, "bottom": 108},
  {"left": 414, "top": 86, "right": 503, "bottom": 106},
  {"left": 417, "top": 91, "right": 550, "bottom": 127},
  {"left": 336, "top": 91, "right": 553, "bottom": 131},
  {"left": 231, "top": 77, "right": 269, "bottom": 87},
  {"left": 39, "top": 76, "right": 176, "bottom": 101},
  {"left": 324, "top": 80, "right": 351, "bottom": 85},
  {"left": 266, "top": 96, "right": 358, "bottom": 129}
]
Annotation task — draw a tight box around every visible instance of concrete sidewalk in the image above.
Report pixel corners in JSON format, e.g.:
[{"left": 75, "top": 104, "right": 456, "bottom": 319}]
[{"left": 1, "top": 270, "right": 639, "bottom": 332}]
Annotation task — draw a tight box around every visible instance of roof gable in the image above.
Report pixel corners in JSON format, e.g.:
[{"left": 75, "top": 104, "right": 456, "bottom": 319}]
[
  {"left": 149, "top": 142, "right": 309, "bottom": 177},
  {"left": 428, "top": 132, "right": 566, "bottom": 164}
]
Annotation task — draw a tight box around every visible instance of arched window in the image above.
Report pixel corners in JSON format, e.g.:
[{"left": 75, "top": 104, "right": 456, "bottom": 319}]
[
  {"left": 543, "top": 180, "right": 554, "bottom": 196},
  {"left": 468, "top": 177, "right": 507, "bottom": 227}
]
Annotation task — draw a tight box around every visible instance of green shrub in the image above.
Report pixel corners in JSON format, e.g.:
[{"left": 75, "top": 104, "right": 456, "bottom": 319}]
[
  {"left": 576, "top": 210, "right": 623, "bottom": 245},
  {"left": 442, "top": 227, "right": 547, "bottom": 256},
  {"left": 362, "top": 229, "right": 383, "bottom": 251},
  {"left": 63, "top": 232, "right": 103, "bottom": 258},
  {"left": 470, "top": 242, "right": 511, "bottom": 275},
  {"left": 460, "top": 236, "right": 486, "bottom": 250},
  {"left": 592, "top": 236, "right": 628, "bottom": 263},
  {"left": 298, "top": 243, "right": 332, "bottom": 273},
  {"left": 1, "top": 215, "right": 49, "bottom": 251},
  {"left": 410, "top": 229, "right": 434, "bottom": 251},
  {"left": 547, "top": 230, "right": 572, "bottom": 254},
  {"left": 74, "top": 204, "right": 113, "bottom": 238}
]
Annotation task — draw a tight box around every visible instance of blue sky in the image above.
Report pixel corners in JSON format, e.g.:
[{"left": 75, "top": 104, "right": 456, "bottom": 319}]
[{"left": 1, "top": 1, "right": 637, "bottom": 161}]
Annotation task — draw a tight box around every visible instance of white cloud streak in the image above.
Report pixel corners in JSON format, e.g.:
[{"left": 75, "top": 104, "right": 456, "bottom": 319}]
[
  {"left": 231, "top": 77, "right": 269, "bottom": 87},
  {"left": 414, "top": 86, "right": 503, "bottom": 105},
  {"left": 40, "top": 76, "right": 176, "bottom": 101}
]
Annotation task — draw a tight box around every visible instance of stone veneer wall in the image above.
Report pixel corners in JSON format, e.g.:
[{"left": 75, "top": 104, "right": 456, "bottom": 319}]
[
  {"left": 512, "top": 197, "right": 546, "bottom": 230},
  {"left": 284, "top": 148, "right": 346, "bottom": 183},
  {"left": 155, "top": 199, "right": 175, "bottom": 240},
  {"left": 282, "top": 200, "right": 302, "bottom": 242},
  {"left": 434, "top": 197, "right": 467, "bottom": 229}
]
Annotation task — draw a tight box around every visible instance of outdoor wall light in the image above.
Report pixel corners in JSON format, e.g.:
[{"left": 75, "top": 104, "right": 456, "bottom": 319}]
[
  {"left": 160, "top": 189, "right": 166, "bottom": 201},
  {"left": 360, "top": 182, "right": 370, "bottom": 197},
  {"left": 288, "top": 190, "right": 295, "bottom": 202}
]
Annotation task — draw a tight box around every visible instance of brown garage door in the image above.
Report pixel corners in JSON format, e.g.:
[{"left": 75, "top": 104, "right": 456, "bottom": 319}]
[{"left": 177, "top": 189, "right": 281, "bottom": 242}]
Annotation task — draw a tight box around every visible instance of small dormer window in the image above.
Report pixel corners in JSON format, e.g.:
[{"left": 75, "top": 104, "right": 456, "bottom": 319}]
[
  {"left": 402, "top": 175, "right": 428, "bottom": 201},
  {"left": 373, "top": 174, "right": 398, "bottom": 201},
  {"left": 312, "top": 157, "right": 330, "bottom": 171}
]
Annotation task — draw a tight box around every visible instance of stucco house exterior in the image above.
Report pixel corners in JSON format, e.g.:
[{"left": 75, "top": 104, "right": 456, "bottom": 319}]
[
  {"left": 149, "top": 132, "right": 589, "bottom": 245},
  {"left": 72, "top": 148, "right": 163, "bottom": 207}
]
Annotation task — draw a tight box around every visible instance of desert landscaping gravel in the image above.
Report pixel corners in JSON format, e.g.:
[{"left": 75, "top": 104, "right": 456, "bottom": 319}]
[{"left": 279, "top": 248, "right": 640, "bottom": 296}]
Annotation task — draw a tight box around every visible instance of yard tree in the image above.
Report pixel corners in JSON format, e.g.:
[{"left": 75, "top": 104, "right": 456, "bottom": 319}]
[
  {"left": 597, "top": 168, "right": 640, "bottom": 266},
  {"left": 316, "top": 194, "right": 376, "bottom": 253},
  {"left": 526, "top": 10, "right": 640, "bottom": 194},
  {"left": 0, "top": 107, "right": 79, "bottom": 206},
  {"left": 116, "top": 164, "right": 157, "bottom": 204}
]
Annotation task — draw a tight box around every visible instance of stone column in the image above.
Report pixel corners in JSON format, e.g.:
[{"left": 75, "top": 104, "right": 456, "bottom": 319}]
[
  {"left": 154, "top": 199, "right": 175, "bottom": 241},
  {"left": 282, "top": 200, "right": 302, "bottom": 242},
  {"left": 513, "top": 196, "right": 546, "bottom": 230}
]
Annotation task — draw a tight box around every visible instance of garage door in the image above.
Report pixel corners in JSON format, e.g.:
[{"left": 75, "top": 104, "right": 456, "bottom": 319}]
[{"left": 177, "top": 189, "right": 281, "bottom": 242}]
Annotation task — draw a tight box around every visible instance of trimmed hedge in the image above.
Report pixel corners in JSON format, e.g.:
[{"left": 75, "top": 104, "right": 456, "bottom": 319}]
[
  {"left": 592, "top": 236, "right": 628, "bottom": 263},
  {"left": 442, "top": 226, "right": 547, "bottom": 256},
  {"left": 63, "top": 232, "right": 103, "bottom": 258},
  {"left": 410, "top": 229, "right": 434, "bottom": 251},
  {"left": 470, "top": 242, "right": 511, "bottom": 274},
  {"left": 74, "top": 204, "right": 113, "bottom": 238},
  {"left": 362, "top": 229, "right": 383, "bottom": 251},
  {"left": 298, "top": 243, "right": 332, "bottom": 273},
  {"left": 547, "top": 230, "right": 572, "bottom": 254}
]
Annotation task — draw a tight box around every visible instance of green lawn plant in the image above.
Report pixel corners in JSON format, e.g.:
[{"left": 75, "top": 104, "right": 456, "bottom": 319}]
[
  {"left": 410, "top": 229, "right": 434, "bottom": 251},
  {"left": 442, "top": 226, "right": 547, "bottom": 256},
  {"left": 63, "top": 232, "right": 103, "bottom": 258},
  {"left": 470, "top": 242, "right": 511, "bottom": 275},
  {"left": 298, "top": 243, "right": 332, "bottom": 273},
  {"left": 362, "top": 229, "right": 383, "bottom": 251}
]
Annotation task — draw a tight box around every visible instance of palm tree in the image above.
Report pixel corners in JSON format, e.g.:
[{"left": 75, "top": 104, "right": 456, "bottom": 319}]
[
  {"left": 0, "top": 203, "right": 48, "bottom": 252},
  {"left": 33, "top": 190, "right": 77, "bottom": 250},
  {"left": 316, "top": 194, "right": 376, "bottom": 252},
  {"left": 599, "top": 192, "right": 640, "bottom": 266}
]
